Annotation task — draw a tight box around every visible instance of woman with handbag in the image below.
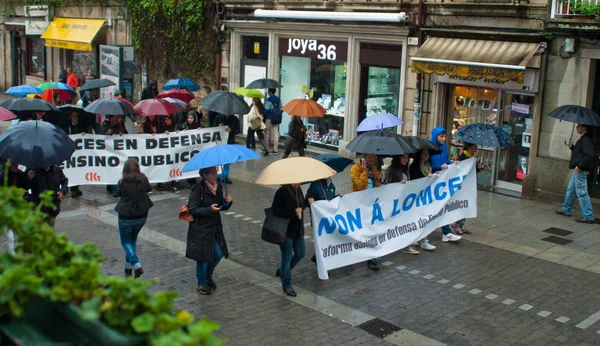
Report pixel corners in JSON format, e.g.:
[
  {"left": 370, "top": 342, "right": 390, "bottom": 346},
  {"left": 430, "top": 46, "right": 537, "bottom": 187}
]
[
  {"left": 246, "top": 98, "right": 269, "bottom": 156},
  {"left": 114, "top": 159, "right": 154, "bottom": 278},
  {"left": 272, "top": 183, "right": 306, "bottom": 297},
  {"left": 185, "top": 166, "right": 233, "bottom": 295}
]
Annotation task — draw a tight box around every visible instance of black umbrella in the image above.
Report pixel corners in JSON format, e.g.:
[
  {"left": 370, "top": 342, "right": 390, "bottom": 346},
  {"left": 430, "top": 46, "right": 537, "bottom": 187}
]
[
  {"left": 200, "top": 91, "right": 251, "bottom": 115},
  {"left": 0, "top": 120, "right": 76, "bottom": 168},
  {"left": 0, "top": 98, "right": 57, "bottom": 113},
  {"left": 80, "top": 78, "right": 116, "bottom": 91},
  {"left": 548, "top": 105, "right": 600, "bottom": 126},
  {"left": 548, "top": 105, "right": 600, "bottom": 145},
  {"left": 246, "top": 78, "right": 283, "bottom": 89},
  {"left": 56, "top": 105, "right": 96, "bottom": 127},
  {"left": 406, "top": 136, "right": 441, "bottom": 155},
  {"left": 347, "top": 131, "right": 420, "bottom": 156},
  {"left": 84, "top": 98, "right": 134, "bottom": 116}
]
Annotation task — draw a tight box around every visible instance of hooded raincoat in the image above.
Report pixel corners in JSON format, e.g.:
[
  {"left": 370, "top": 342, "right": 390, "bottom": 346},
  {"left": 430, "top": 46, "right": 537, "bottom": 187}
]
[{"left": 429, "top": 126, "right": 452, "bottom": 173}]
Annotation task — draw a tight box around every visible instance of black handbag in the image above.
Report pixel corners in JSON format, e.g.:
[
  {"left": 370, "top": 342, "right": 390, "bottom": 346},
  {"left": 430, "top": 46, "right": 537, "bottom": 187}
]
[{"left": 261, "top": 207, "right": 289, "bottom": 245}]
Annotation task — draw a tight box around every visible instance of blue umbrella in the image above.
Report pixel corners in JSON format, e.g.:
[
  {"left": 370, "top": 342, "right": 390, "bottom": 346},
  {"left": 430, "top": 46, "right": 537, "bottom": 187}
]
[
  {"left": 0, "top": 120, "right": 76, "bottom": 167},
  {"left": 453, "top": 123, "right": 514, "bottom": 147},
  {"left": 5, "top": 85, "right": 44, "bottom": 98},
  {"left": 313, "top": 154, "right": 353, "bottom": 173},
  {"left": 181, "top": 144, "right": 261, "bottom": 172},
  {"left": 162, "top": 78, "right": 200, "bottom": 92},
  {"left": 356, "top": 113, "right": 403, "bottom": 132}
]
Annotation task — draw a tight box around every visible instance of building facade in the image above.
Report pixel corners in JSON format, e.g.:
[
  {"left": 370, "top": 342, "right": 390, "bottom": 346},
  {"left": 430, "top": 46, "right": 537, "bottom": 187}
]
[{"left": 0, "top": 2, "right": 138, "bottom": 100}]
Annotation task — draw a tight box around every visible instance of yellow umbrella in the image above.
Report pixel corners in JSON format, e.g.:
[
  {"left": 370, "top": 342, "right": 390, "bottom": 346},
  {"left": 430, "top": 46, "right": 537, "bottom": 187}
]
[
  {"left": 234, "top": 87, "right": 265, "bottom": 99},
  {"left": 255, "top": 157, "right": 337, "bottom": 185}
]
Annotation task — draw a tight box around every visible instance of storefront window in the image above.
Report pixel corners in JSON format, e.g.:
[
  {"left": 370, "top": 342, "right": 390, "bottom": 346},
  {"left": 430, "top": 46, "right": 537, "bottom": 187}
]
[
  {"left": 280, "top": 57, "right": 346, "bottom": 147},
  {"left": 27, "top": 38, "right": 45, "bottom": 77},
  {"left": 242, "top": 36, "right": 268, "bottom": 60},
  {"left": 365, "top": 66, "right": 400, "bottom": 117},
  {"left": 450, "top": 85, "right": 499, "bottom": 187},
  {"left": 279, "top": 38, "right": 348, "bottom": 148},
  {"left": 449, "top": 85, "right": 534, "bottom": 189}
]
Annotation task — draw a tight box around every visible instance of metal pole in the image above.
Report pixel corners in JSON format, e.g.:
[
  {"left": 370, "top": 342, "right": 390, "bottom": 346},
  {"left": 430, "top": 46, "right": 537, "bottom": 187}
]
[{"left": 412, "top": 0, "right": 424, "bottom": 136}]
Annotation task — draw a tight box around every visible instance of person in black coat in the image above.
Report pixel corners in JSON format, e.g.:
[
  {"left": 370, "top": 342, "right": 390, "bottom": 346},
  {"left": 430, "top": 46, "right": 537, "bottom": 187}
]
[
  {"left": 114, "top": 159, "right": 154, "bottom": 278},
  {"left": 186, "top": 166, "right": 233, "bottom": 295},
  {"left": 409, "top": 149, "right": 433, "bottom": 180},
  {"left": 283, "top": 116, "right": 307, "bottom": 159},
  {"left": 272, "top": 183, "right": 306, "bottom": 297},
  {"left": 141, "top": 80, "right": 158, "bottom": 100},
  {"left": 214, "top": 114, "right": 240, "bottom": 184},
  {"left": 1, "top": 162, "right": 29, "bottom": 254},
  {"left": 28, "top": 166, "right": 69, "bottom": 227},
  {"left": 557, "top": 123, "right": 596, "bottom": 223}
]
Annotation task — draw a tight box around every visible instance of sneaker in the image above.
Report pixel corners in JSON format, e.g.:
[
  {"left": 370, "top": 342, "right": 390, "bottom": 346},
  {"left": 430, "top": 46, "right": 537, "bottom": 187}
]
[
  {"left": 442, "top": 233, "right": 462, "bottom": 242},
  {"left": 271, "top": 151, "right": 278, "bottom": 154},
  {"left": 420, "top": 242, "right": 436, "bottom": 251},
  {"left": 367, "top": 259, "right": 380, "bottom": 271},
  {"left": 148, "top": 190, "right": 154, "bottom": 194},
  {"left": 555, "top": 210, "right": 571, "bottom": 217},
  {"left": 263, "top": 151, "right": 270, "bottom": 157},
  {"left": 207, "top": 277, "right": 217, "bottom": 290},
  {"left": 260, "top": 148, "right": 267, "bottom": 152},
  {"left": 196, "top": 284, "right": 211, "bottom": 295},
  {"left": 575, "top": 218, "right": 595, "bottom": 224},
  {"left": 171, "top": 186, "right": 180, "bottom": 194},
  {"left": 403, "top": 247, "right": 420, "bottom": 255},
  {"left": 224, "top": 177, "right": 233, "bottom": 184},
  {"left": 461, "top": 226, "right": 472, "bottom": 234}
]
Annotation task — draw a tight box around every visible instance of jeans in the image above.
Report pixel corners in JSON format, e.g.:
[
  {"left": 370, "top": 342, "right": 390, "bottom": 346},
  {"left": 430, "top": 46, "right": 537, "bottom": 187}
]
[
  {"left": 196, "top": 239, "right": 223, "bottom": 285},
  {"left": 246, "top": 128, "right": 268, "bottom": 151},
  {"left": 279, "top": 236, "right": 306, "bottom": 288},
  {"left": 118, "top": 217, "right": 147, "bottom": 269},
  {"left": 562, "top": 170, "right": 595, "bottom": 220},
  {"left": 218, "top": 164, "right": 231, "bottom": 179},
  {"left": 441, "top": 225, "right": 452, "bottom": 235}
]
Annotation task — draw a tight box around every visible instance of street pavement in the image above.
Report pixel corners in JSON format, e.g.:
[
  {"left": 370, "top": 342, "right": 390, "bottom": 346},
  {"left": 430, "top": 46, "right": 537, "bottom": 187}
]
[
  {"left": 4, "top": 127, "right": 600, "bottom": 344},
  {"left": 25, "top": 151, "right": 600, "bottom": 346}
]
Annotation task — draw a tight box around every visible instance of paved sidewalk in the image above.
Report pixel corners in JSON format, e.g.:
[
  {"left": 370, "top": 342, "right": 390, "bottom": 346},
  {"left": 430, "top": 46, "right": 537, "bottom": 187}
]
[{"left": 5, "top": 147, "right": 600, "bottom": 345}]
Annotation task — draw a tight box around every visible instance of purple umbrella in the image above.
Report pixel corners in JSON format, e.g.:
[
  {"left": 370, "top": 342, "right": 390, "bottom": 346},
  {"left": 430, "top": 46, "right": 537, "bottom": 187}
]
[{"left": 357, "top": 113, "right": 403, "bottom": 132}]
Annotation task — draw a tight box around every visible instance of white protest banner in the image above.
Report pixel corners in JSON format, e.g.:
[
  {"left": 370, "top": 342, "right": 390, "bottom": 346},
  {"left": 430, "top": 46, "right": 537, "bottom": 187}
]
[
  {"left": 61, "top": 127, "right": 229, "bottom": 186},
  {"left": 311, "top": 159, "right": 478, "bottom": 279}
]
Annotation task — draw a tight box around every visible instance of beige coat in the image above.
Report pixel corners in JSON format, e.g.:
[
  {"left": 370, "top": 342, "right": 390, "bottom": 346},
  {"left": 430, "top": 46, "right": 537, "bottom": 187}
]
[{"left": 247, "top": 106, "right": 266, "bottom": 131}]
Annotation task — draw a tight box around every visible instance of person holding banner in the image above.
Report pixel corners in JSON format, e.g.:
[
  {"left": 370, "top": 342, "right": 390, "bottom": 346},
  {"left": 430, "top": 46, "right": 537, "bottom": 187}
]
[
  {"left": 386, "top": 155, "right": 420, "bottom": 255},
  {"left": 156, "top": 115, "right": 180, "bottom": 194},
  {"left": 409, "top": 149, "right": 438, "bottom": 250},
  {"left": 429, "top": 126, "right": 462, "bottom": 243},
  {"left": 63, "top": 111, "right": 93, "bottom": 197},
  {"left": 307, "top": 178, "right": 343, "bottom": 264},
  {"left": 350, "top": 154, "right": 383, "bottom": 270},
  {"left": 273, "top": 183, "right": 307, "bottom": 297},
  {"left": 114, "top": 159, "right": 154, "bottom": 279},
  {"left": 180, "top": 112, "right": 201, "bottom": 188},
  {"left": 185, "top": 167, "right": 233, "bottom": 295}
]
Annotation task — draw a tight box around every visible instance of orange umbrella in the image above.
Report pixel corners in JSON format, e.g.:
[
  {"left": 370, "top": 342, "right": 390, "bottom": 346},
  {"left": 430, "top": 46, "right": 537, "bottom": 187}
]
[{"left": 281, "top": 99, "right": 326, "bottom": 118}]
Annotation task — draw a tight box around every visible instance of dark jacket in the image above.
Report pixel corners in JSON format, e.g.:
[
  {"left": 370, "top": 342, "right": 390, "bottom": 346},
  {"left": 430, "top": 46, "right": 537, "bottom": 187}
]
[
  {"left": 386, "top": 165, "right": 410, "bottom": 183},
  {"left": 58, "top": 70, "right": 67, "bottom": 84},
  {"left": 81, "top": 91, "right": 95, "bottom": 108},
  {"left": 458, "top": 151, "right": 482, "bottom": 173},
  {"left": 29, "top": 166, "right": 69, "bottom": 217},
  {"left": 264, "top": 94, "right": 281, "bottom": 120},
  {"left": 306, "top": 179, "right": 336, "bottom": 202},
  {"left": 63, "top": 122, "right": 93, "bottom": 135},
  {"left": 180, "top": 121, "right": 199, "bottom": 131},
  {"left": 410, "top": 153, "right": 430, "bottom": 180},
  {"left": 272, "top": 185, "right": 306, "bottom": 238},
  {"left": 114, "top": 177, "right": 154, "bottom": 220},
  {"left": 185, "top": 180, "right": 232, "bottom": 263},
  {"left": 103, "top": 120, "right": 126, "bottom": 135},
  {"left": 287, "top": 120, "right": 306, "bottom": 149},
  {"left": 570, "top": 133, "right": 595, "bottom": 171},
  {"left": 141, "top": 80, "right": 158, "bottom": 100},
  {"left": 3, "top": 166, "right": 29, "bottom": 190},
  {"left": 215, "top": 114, "right": 240, "bottom": 144}
]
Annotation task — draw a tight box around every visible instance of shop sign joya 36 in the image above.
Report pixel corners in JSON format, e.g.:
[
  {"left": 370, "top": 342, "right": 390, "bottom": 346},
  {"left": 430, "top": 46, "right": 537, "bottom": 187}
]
[
  {"left": 279, "top": 37, "right": 348, "bottom": 61},
  {"left": 61, "top": 127, "right": 228, "bottom": 186}
]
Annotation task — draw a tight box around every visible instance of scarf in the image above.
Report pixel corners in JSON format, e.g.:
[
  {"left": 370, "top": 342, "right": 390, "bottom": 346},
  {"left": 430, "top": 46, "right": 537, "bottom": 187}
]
[
  {"left": 205, "top": 180, "right": 218, "bottom": 195},
  {"left": 420, "top": 160, "right": 432, "bottom": 177},
  {"left": 462, "top": 150, "right": 474, "bottom": 158}
]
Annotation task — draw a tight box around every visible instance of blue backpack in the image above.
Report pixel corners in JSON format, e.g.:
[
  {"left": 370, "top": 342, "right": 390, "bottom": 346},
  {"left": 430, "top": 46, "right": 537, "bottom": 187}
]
[{"left": 267, "top": 96, "right": 283, "bottom": 125}]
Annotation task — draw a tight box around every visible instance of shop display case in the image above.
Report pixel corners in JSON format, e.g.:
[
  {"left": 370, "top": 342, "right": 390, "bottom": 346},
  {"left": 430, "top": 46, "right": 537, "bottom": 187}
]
[{"left": 365, "top": 67, "right": 399, "bottom": 117}]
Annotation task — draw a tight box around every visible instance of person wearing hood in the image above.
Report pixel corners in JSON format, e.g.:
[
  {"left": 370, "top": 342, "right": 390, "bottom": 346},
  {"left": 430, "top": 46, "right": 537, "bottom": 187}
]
[
  {"left": 141, "top": 80, "right": 158, "bottom": 100},
  {"left": 181, "top": 111, "right": 200, "bottom": 131},
  {"left": 429, "top": 126, "right": 462, "bottom": 243}
]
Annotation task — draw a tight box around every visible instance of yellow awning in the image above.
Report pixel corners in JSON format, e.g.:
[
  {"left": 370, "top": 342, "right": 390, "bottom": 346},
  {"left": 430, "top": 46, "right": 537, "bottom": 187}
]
[
  {"left": 41, "top": 18, "right": 105, "bottom": 51},
  {"left": 411, "top": 38, "right": 540, "bottom": 84}
]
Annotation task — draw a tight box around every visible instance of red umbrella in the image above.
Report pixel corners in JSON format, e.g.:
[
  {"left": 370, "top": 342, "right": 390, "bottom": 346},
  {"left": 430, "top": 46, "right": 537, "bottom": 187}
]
[
  {"left": 134, "top": 99, "right": 179, "bottom": 121},
  {"left": 157, "top": 90, "right": 195, "bottom": 103},
  {"left": 0, "top": 106, "right": 16, "bottom": 121},
  {"left": 113, "top": 96, "right": 135, "bottom": 108}
]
